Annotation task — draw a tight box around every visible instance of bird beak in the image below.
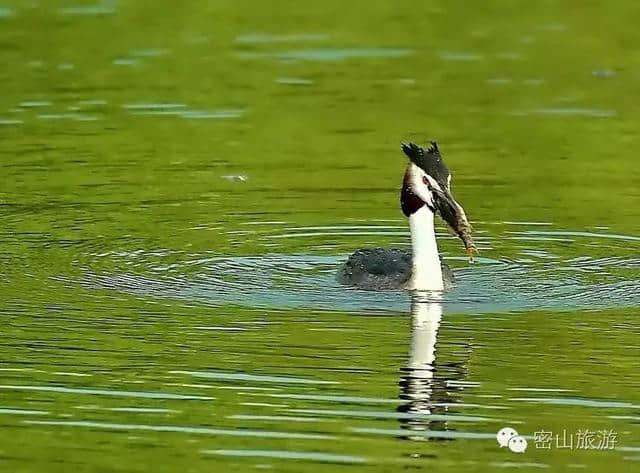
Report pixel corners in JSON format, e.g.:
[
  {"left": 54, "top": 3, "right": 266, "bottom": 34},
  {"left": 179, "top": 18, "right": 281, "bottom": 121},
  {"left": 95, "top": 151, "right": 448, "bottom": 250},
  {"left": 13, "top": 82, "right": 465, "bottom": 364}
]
[{"left": 432, "top": 188, "right": 476, "bottom": 260}]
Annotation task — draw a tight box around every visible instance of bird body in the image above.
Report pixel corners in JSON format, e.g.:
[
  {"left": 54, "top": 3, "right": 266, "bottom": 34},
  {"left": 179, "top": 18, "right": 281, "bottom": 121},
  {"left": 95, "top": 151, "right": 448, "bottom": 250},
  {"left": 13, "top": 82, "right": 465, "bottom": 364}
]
[
  {"left": 338, "top": 247, "right": 455, "bottom": 290},
  {"left": 339, "top": 141, "right": 474, "bottom": 291}
]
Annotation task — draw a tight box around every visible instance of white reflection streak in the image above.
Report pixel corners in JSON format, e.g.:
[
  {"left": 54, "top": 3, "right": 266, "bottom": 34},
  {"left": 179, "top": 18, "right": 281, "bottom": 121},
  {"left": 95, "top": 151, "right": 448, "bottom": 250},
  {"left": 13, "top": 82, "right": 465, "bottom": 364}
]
[
  {"left": 405, "top": 291, "right": 443, "bottom": 416},
  {"left": 408, "top": 292, "right": 443, "bottom": 376}
]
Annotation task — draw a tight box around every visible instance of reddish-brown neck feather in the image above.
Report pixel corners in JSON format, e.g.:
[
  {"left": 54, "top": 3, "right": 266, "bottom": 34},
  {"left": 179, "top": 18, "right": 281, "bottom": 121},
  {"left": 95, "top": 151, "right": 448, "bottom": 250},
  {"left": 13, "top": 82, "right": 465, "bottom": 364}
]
[{"left": 400, "top": 167, "right": 425, "bottom": 217}]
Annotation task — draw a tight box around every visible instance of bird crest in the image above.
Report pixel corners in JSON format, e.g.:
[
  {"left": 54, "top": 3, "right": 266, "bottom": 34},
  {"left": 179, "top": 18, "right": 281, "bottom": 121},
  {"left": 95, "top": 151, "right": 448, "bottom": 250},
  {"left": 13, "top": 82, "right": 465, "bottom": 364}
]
[{"left": 401, "top": 140, "right": 449, "bottom": 186}]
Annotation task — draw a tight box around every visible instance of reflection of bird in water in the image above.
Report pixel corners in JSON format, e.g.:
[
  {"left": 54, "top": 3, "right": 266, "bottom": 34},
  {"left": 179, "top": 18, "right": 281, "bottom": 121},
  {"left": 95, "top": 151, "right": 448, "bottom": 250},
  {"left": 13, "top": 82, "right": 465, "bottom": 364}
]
[
  {"left": 339, "top": 141, "right": 475, "bottom": 291},
  {"left": 397, "top": 292, "right": 470, "bottom": 440}
]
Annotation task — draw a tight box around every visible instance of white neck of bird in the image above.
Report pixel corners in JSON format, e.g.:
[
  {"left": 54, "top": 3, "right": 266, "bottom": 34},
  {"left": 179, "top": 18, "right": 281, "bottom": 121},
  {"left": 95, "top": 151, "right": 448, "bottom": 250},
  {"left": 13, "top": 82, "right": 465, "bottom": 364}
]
[{"left": 406, "top": 206, "right": 443, "bottom": 291}]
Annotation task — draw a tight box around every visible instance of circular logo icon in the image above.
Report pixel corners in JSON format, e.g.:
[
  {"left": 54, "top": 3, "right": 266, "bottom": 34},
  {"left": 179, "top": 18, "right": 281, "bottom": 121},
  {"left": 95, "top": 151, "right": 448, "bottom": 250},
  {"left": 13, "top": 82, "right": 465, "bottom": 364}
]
[
  {"left": 508, "top": 435, "right": 528, "bottom": 453},
  {"left": 496, "top": 427, "right": 519, "bottom": 447}
]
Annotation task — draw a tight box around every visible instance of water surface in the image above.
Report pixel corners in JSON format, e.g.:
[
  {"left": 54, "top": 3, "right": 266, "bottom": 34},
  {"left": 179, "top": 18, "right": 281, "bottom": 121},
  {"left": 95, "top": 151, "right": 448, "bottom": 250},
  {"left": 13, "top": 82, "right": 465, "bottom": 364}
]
[{"left": 1, "top": 1, "right": 639, "bottom": 472}]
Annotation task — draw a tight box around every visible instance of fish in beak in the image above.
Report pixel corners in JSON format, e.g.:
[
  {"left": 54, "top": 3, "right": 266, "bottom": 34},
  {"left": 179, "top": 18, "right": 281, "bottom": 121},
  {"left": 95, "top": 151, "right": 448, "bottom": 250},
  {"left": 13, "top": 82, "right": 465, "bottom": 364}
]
[
  {"left": 432, "top": 187, "right": 476, "bottom": 260},
  {"left": 401, "top": 140, "right": 477, "bottom": 261}
]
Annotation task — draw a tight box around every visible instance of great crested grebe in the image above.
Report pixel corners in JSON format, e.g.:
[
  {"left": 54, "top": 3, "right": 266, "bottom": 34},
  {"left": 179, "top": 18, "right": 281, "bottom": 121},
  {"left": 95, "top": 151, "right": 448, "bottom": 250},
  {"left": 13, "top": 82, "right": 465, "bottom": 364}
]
[{"left": 339, "top": 141, "right": 475, "bottom": 291}]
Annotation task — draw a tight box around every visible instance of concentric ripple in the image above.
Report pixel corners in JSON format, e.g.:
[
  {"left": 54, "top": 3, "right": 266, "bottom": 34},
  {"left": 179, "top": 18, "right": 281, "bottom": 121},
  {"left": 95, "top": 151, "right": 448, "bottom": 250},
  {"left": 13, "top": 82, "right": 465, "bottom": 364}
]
[{"left": 60, "top": 222, "right": 640, "bottom": 314}]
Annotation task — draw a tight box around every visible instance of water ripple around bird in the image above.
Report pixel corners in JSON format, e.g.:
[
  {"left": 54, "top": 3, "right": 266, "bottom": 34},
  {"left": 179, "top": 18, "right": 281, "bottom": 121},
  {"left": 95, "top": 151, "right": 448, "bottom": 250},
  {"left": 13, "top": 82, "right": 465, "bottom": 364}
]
[{"left": 56, "top": 221, "right": 640, "bottom": 315}]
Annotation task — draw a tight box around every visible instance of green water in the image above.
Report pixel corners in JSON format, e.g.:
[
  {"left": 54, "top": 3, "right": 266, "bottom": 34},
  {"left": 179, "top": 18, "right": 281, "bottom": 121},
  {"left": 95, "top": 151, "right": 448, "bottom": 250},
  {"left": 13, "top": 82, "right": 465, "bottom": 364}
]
[{"left": 2, "top": 1, "right": 640, "bottom": 471}]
